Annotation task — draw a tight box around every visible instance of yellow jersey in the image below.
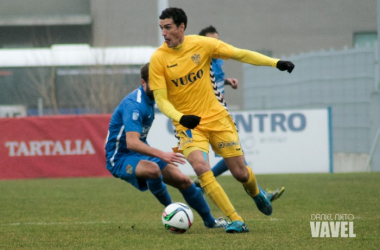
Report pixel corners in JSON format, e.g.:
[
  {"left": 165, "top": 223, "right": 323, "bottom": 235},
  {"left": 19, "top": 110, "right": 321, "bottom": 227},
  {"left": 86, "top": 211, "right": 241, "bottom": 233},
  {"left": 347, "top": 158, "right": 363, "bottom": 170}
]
[{"left": 149, "top": 35, "right": 234, "bottom": 124}]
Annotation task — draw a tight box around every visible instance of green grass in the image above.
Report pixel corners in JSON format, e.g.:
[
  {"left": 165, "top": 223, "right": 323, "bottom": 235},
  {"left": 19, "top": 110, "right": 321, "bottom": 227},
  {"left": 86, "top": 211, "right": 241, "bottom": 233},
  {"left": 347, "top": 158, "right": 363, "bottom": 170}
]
[{"left": 1, "top": 173, "right": 379, "bottom": 249}]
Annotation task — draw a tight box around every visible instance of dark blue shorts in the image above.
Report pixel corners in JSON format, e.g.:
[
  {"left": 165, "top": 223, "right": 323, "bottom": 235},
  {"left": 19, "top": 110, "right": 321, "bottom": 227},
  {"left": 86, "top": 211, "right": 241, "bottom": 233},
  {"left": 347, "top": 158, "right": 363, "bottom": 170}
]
[{"left": 106, "top": 152, "right": 167, "bottom": 191}]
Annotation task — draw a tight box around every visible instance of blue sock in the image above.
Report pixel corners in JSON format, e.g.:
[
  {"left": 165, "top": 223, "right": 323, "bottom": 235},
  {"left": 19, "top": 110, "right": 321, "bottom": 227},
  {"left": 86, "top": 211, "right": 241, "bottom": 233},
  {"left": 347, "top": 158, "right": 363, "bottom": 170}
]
[
  {"left": 180, "top": 183, "right": 215, "bottom": 227},
  {"left": 147, "top": 176, "right": 172, "bottom": 207},
  {"left": 258, "top": 184, "right": 267, "bottom": 196},
  {"left": 211, "top": 159, "right": 229, "bottom": 177}
]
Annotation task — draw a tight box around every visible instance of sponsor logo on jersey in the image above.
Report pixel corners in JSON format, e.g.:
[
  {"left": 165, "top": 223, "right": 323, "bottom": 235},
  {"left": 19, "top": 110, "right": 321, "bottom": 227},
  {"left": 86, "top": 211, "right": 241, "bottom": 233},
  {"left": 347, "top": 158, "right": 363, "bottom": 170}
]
[
  {"left": 218, "top": 141, "right": 239, "bottom": 149},
  {"left": 167, "top": 63, "right": 178, "bottom": 68},
  {"left": 171, "top": 69, "right": 204, "bottom": 87}
]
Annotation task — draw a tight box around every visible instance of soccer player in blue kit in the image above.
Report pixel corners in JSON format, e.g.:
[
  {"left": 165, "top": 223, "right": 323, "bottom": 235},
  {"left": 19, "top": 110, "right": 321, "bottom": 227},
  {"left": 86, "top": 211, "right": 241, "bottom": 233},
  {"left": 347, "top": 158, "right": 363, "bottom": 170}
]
[
  {"left": 105, "top": 62, "right": 228, "bottom": 229},
  {"left": 197, "top": 25, "right": 285, "bottom": 202}
]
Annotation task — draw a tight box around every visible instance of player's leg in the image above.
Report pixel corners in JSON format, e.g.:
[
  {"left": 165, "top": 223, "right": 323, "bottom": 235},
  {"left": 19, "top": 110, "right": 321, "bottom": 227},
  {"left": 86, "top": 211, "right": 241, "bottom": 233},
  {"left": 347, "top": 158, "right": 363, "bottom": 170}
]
[
  {"left": 176, "top": 125, "right": 247, "bottom": 233},
  {"left": 162, "top": 164, "right": 227, "bottom": 228},
  {"left": 185, "top": 149, "right": 245, "bottom": 225},
  {"left": 211, "top": 116, "right": 272, "bottom": 216},
  {"left": 224, "top": 156, "right": 272, "bottom": 215},
  {"left": 195, "top": 157, "right": 273, "bottom": 199},
  {"left": 135, "top": 158, "right": 172, "bottom": 207},
  {"left": 211, "top": 158, "right": 229, "bottom": 177},
  {"left": 193, "top": 158, "right": 228, "bottom": 191}
]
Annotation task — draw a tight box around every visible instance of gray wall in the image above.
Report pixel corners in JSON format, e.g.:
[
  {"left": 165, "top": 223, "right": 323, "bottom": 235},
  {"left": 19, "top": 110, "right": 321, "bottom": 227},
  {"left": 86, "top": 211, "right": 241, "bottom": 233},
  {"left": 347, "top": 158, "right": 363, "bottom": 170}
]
[
  {"left": 90, "top": 0, "right": 377, "bottom": 110},
  {"left": 0, "top": 0, "right": 377, "bottom": 109},
  {"left": 243, "top": 46, "right": 380, "bottom": 171}
]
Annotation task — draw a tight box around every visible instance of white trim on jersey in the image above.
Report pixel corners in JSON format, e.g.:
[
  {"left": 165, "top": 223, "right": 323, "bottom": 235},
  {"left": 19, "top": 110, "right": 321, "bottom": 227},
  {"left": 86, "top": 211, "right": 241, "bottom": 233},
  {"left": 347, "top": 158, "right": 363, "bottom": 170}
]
[
  {"left": 137, "top": 89, "right": 142, "bottom": 103},
  {"left": 110, "top": 125, "right": 125, "bottom": 167}
]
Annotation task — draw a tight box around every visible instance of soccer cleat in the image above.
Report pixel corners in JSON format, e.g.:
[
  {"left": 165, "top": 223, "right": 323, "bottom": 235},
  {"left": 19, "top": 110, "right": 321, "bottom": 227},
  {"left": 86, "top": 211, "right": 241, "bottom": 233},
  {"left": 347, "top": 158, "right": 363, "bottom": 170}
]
[
  {"left": 225, "top": 221, "right": 249, "bottom": 233},
  {"left": 266, "top": 187, "right": 285, "bottom": 202},
  {"left": 193, "top": 178, "right": 205, "bottom": 194},
  {"left": 253, "top": 190, "right": 273, "bottom": 215},
  {"left": 206, "top": 217, "right": 229, "bottom": 229},
  {"left": 244, "top": 187, "right": 273, "bottom": 216}
]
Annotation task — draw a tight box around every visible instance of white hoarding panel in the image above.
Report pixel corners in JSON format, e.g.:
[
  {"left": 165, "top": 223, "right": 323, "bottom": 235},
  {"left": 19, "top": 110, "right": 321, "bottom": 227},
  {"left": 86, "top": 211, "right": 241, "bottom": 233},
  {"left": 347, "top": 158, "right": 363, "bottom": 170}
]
[{"left": 148, "top": 109, "right": 332, "bottom": 175}]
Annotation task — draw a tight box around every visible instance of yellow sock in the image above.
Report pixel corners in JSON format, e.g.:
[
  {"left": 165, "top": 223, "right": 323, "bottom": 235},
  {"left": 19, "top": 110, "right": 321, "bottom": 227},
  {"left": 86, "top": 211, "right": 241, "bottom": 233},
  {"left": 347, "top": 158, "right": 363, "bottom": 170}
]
[
  {"left": 198, "top": 171, "right": 243, "bottom": 222},
  {"left": 242, "top": 166, "right": 260, "bottom": 197}
]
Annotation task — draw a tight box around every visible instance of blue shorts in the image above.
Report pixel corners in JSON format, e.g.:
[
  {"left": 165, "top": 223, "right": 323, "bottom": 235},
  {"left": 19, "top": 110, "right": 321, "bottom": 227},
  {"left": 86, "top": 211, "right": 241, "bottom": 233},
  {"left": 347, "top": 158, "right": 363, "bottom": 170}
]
[{"left": 106, "top": 153, "right": 167, "bottom": 191}]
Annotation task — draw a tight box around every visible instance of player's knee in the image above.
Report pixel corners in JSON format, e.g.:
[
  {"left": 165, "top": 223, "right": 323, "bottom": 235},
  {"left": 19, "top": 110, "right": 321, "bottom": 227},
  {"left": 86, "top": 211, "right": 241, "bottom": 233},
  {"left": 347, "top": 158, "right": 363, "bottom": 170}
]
[
  {"left": 175, "top": 175, "right": 192, "bottom": 190},
  {"left": 191, "top": 161, "right": 209, "bottom": 174},
  {"left": 231, "top": 169, "right": 249, "bottom": 183},
  {"left": 147, "top": 165, "right": 161, "bottom": 179}
]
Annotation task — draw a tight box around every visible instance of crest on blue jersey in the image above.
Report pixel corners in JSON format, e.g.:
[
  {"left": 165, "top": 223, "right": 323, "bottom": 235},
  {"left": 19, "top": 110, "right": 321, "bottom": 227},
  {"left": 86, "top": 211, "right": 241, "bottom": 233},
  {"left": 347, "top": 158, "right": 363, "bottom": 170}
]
[
  {"left": 132, "top": 110, "right": 139, "bottom": 120},
  {"left": 126, "top": 165, "right": 133, "bottom": 174},
  {"left": 191, "top": 53, "right": 201, "bottom": 65}
]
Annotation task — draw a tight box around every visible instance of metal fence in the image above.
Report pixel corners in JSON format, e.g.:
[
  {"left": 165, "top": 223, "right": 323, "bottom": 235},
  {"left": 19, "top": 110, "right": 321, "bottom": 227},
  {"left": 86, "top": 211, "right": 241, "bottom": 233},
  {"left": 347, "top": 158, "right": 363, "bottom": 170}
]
[{"left": 243, "top": 45, "right": 380, "bottom": 172}]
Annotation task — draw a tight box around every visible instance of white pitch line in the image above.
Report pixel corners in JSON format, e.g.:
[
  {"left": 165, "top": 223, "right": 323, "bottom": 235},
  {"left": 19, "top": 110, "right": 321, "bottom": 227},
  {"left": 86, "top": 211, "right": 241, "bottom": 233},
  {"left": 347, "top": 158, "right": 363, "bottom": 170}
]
[{"left": 4, "top": 221, "right": 112, "bottom": 226}]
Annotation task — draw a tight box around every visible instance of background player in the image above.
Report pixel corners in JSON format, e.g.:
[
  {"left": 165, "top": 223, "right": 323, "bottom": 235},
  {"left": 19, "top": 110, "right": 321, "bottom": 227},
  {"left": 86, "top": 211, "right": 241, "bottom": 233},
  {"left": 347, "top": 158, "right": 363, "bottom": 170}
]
[
  {"left": 197, "top": 25, "right": 285, "bottom": 202},
  {"left": 105, "top": 63, "right": 228, "bottom": 229}
]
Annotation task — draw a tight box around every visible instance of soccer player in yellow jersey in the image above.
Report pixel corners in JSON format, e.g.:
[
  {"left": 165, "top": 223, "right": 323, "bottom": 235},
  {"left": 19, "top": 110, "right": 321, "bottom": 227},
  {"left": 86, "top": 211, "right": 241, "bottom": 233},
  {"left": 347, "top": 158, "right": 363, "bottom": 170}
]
[{"left": 149, "top": 7, "right": 294, "bottom": 233}]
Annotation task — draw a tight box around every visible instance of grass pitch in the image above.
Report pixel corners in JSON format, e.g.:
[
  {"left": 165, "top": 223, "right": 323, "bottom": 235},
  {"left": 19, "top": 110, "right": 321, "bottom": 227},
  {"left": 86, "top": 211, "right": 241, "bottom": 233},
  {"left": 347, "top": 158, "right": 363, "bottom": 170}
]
[{"left": 1, "top": 172, "right": 379, "bottom": 249}]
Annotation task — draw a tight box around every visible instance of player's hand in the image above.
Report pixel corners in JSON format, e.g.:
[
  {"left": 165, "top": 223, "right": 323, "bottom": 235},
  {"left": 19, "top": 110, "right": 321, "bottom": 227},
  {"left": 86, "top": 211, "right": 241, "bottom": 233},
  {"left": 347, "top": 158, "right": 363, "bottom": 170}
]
[
  {"left": 226, "top": 78, "right": 238, "bottom": 89},
  {"left": 179, "top": 115, "right": 201, "bottom": 129},
  {"left": 161, "top": 152, "right": 186, "bottom": 166},
  {"left": 276, "top": 60, "right": 295, "bottom": 73}
]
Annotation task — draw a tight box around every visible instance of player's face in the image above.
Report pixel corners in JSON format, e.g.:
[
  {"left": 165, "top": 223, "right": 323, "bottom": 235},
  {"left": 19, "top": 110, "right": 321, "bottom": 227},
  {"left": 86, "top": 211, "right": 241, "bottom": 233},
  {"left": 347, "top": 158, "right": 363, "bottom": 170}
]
[
  {"left": 206, "top": 32, "right": 219, "bottom": 40},
  {"left": 159, "top": 18, "right": 184, "bottom": 48}
]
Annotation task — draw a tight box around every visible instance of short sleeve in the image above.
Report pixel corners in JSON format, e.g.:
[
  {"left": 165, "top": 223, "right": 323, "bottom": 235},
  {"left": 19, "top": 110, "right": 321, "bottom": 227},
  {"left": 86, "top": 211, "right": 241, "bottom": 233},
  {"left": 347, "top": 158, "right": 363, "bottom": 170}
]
[{"left": 122, "top": 102, "right": 143, "bottom": 134}]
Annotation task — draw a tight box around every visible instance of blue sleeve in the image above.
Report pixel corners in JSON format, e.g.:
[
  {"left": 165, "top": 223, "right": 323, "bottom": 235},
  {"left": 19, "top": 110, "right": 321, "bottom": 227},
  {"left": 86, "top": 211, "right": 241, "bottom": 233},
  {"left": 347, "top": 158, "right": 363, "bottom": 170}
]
[{"left": 122, "top": 101, "right": 143, "bottom": 134}]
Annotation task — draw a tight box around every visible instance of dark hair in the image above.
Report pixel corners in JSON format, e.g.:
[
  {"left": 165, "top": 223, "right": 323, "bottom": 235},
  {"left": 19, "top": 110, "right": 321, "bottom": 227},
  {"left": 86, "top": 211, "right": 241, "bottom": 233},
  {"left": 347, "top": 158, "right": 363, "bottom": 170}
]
[
  {"left": 199, "top": 25, "right": 218, "bottom": 36},
  {"left": 159, "top": 7, "right": 187, "bottom": 30},
  {"left": 140, "top": 62, "right": 149, "bottom": 82}
]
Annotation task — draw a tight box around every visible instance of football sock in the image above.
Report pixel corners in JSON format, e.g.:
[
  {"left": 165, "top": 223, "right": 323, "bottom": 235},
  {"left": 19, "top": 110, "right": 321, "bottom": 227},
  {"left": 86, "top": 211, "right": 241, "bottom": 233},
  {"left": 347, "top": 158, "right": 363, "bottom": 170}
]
[
  {"left": 242, "top": 166, "right": 260, "bottom": 197},
  {"left": 147, "top": 176, "right": 172, "bottom": 207},
  {"left": 258, "top": 185, "right": 268, "bottom": 196},
  {"left": 179, "top": 183, "right": 215, "bottom": 227},
  {"left": 211, "top": 159, "right": 229, "bottom": 177},
  {"left": 199, "top": 170, "right": 243, "bottom": 222}
]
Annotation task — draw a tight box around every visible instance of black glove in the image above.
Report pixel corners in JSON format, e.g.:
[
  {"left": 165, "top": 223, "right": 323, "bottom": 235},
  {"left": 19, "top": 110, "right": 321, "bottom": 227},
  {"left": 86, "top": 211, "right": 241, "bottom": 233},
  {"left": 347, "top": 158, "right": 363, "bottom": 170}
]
[
  {"left": 179, "top": 115, "right": 201, "bottom": 129},
  {"left": 276, "top": 60, "right": 295, "bottom": 73}
]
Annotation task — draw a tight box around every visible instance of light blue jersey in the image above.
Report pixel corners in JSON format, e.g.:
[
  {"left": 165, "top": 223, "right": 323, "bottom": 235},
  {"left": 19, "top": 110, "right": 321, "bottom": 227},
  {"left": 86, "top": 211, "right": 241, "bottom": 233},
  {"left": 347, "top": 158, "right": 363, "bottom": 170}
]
[{"left": 212, "top": 58, "right": 226, "bottom": 94}]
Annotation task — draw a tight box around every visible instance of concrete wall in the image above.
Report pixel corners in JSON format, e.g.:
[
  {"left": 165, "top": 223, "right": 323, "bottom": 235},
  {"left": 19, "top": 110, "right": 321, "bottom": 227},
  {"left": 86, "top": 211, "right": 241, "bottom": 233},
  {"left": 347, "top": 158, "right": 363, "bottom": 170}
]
[{"left": 90, "top": 0, "right": 377, "bottom": 110}]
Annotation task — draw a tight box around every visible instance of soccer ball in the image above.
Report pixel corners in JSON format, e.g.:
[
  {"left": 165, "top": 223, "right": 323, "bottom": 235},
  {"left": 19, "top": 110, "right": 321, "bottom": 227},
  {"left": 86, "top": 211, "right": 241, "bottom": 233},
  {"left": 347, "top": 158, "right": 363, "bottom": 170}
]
[{"left": 162, "top": 202, "right": 194, "bottom": 233}]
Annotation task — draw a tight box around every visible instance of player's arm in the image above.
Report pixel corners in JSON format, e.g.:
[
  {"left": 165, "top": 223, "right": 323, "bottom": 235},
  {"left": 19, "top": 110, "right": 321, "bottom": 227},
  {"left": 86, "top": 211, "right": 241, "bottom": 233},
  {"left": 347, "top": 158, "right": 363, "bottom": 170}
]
[
  {"left": 212, "top": 38, "right": 294, "bottom": 73},
  {"left": 153, "top": 89, "right": 201, "bottom": 129},
  {"left": 231, "top": 47, "right": 294, "bottom": 73},
  {"left": 224, "top": 78, "right": 238, "bottom": 89},
  {"left": 126, "top": 131, "right": 185, "bottom": 165}
]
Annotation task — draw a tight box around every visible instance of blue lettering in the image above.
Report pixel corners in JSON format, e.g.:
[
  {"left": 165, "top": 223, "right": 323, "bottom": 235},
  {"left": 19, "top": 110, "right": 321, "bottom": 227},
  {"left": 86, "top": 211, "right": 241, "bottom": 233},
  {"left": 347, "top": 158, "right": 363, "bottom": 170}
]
[
  {"left": 235, "top": 114, "right": 252, "bottom": 132},
  {"left": 254, "top": 114, "right": 268, "bottom": 132},
  {"left": 288, "top": 113, "right": 306, "bottom": 131},
  {"left": 271, "top": 113, "right": 286, "bottom": 132}
]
